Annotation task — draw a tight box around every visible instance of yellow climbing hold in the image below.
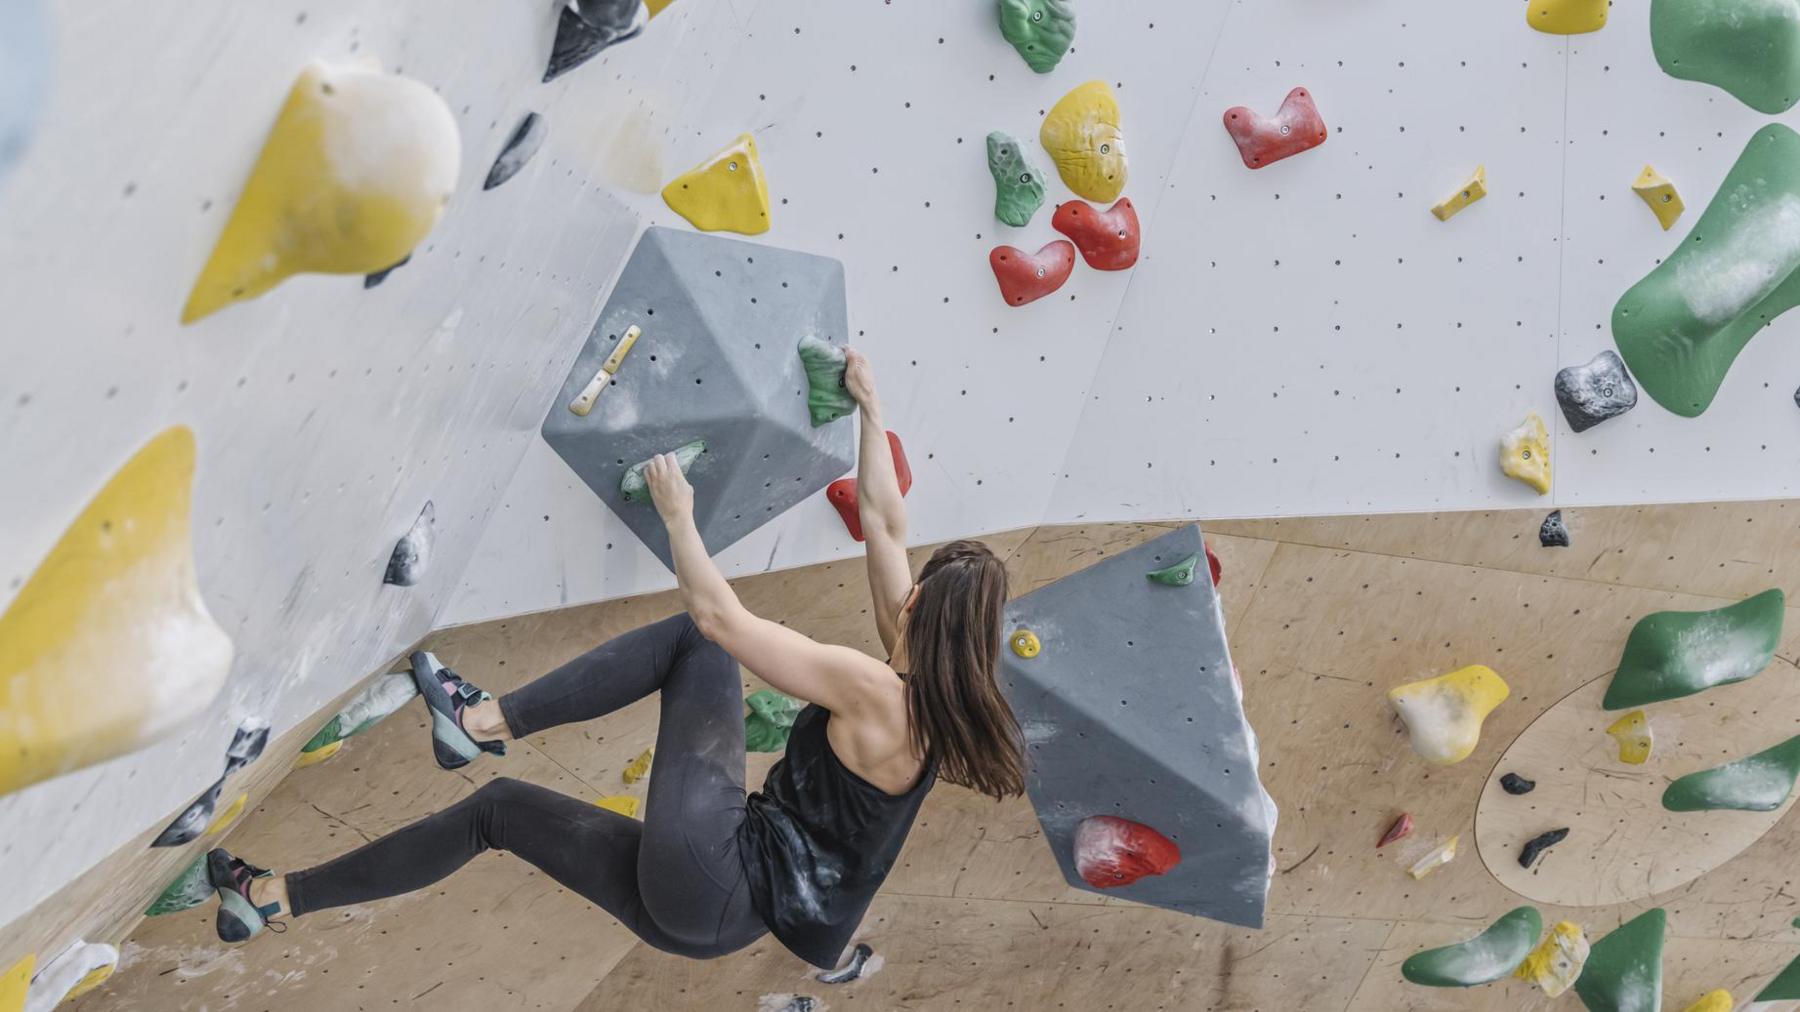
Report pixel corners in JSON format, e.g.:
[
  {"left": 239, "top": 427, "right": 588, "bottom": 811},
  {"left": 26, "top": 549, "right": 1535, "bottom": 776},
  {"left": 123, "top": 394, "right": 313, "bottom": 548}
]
[
  {"left": 205, "top": 792, "right": 249, "bottom": 835},
  {"left": 645, "top": 0, "right": 677, "bottom": 15},
  {"left": 660, "top": 133, "right": 770, "bottom": 235},
  {"left": 293, "top": 738, "right": 343, "bottom": 768},
  {"left": 66, "top": 962, "right": 116, "bottom": 1001},
  {"left": 1388, "top": 665, "right": 1510, "bottom": 765},
  {"left": 1515, "top": 921, "right": 1589, "bottom": 998},
  {"left": 623, "top": 747, "right": 654, "bottom": 784},
  {"left": 1406, "top": 835, "right": 1459, "bottom": 879},
  {"left": 1526, "top": 0, "right": 1607, "bottom": 34},
  {"left": 1430, "top": 165, "right": 1487, "bottom": 222},
  {"left": 1682, "top": 990, "right": 1733, "bottom": 1012},
  {"left": 1500, "top": 412, "right": 1551, "bottom": 495},
  {"left": 181, "top": 61, "right": 461, "bottom": 324},
  {"left": 595, "top": 794, "right": 641, "bottom": 818},
  {"left": 1606, "top": 710, "right": 1653, "bottom": 765},
  {"left": 1040, "top": 80, "right": 1128, "bottom": 203},
  {"left": 1010, "top": 629, "right": 1041, "bottom": 659},
  {"left": 0, "top": 953, "right": 31, "bottom": 1012},
  {"left": 0, "top": 427, "right": 235, "bottom": 800},
  {"left": 1632, "top": 165, "right": 1685, "bottom": 231}
]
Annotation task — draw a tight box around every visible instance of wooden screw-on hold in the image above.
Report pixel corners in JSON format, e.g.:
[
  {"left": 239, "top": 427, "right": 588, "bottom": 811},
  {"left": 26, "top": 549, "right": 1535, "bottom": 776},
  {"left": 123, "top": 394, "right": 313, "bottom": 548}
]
[{"left": 569, "top": 324, "right": 642, "bottom": 416}]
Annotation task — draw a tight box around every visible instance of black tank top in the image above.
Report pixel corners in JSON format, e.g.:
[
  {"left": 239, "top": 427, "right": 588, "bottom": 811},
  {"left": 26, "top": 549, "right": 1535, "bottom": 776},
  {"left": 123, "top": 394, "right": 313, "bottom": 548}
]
[{"left": 737, "top": 702, "right": 936, "bottom": 967}]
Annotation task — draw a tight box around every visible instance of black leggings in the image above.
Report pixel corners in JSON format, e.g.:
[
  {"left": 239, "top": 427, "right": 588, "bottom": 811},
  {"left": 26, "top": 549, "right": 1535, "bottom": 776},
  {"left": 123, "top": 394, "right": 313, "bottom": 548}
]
[{"left": 285, "top": 613, "right": 766, "bottom": 959}]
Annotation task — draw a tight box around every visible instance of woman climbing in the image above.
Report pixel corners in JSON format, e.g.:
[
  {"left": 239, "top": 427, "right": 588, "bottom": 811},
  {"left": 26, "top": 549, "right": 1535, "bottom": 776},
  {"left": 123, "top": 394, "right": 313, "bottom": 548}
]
[{"left": 206, "top": 349, "right": 1028, "bottom": 971}]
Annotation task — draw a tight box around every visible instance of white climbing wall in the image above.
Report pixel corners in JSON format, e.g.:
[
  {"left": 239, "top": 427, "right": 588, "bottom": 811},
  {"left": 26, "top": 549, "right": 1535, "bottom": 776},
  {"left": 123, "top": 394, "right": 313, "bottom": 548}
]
[
  {"left": 0, "top": 0, "right": 740, "bottom": 931},
  {"left": 450, "top": 0, "right": 1800, "bottom": 625}
]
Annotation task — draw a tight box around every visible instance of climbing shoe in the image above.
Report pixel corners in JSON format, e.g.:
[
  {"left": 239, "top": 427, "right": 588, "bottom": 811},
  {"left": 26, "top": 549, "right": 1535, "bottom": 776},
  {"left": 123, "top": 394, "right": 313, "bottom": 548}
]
[
  {"left": 408, "top": 650, "right": 507, "bottom": 770},
  {"left": 208, "top": 848, "right": 281, "bottom": 943}
]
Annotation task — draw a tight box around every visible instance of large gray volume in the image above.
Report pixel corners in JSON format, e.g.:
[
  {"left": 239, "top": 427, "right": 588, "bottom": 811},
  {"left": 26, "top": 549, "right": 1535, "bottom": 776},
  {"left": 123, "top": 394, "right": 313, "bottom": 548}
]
[
  {"left": 541, "top": 227, "right": 854, "bottom": 571},
  {"left": 998, "top": 524, "right": 1277, "bottom": 927}
]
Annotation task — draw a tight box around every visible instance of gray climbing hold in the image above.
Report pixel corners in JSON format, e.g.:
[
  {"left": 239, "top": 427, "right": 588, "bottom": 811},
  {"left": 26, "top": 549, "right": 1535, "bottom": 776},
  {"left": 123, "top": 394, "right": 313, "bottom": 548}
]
[
  {"left": 544, "top": 0, "right": 647, "bottom": 83},
  {"left": 485, "top": 112, "right": 546, "bottom": 191},
  {"left": 541, "top": 228, "right": 854, "bottom": 571},
  {"left": 1555, "top": 350, "right": 1638, "bottom": 433},
  {"left": 0, "top": 0, "right": 49, "bottom": 187},
  {"left": 384, "top": 500, "right": 435, "bottom": 586},
  {"left": 151, "top": 718, "right": 270, "bottom": 848},
  {"left": 363, "top": 254, "right": 411, "bottom": 289},
  {"left": 1539, "top": 510, "right": 1570, "bottom": 548},
  {"left": 816, "top": 943, "right": 874, "bottom": 984},
  {"left": 1518, "top": 827, "right": 1569, "bottom": 868},
  {"left": 999, "top": 524, "right": 1277, "bottom": 927}
]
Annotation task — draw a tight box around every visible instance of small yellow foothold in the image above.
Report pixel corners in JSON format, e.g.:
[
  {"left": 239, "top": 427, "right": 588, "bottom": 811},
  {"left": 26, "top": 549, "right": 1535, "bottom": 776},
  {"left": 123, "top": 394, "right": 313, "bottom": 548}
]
[
  {"left": 645, "top": 0, "right": 677, "bottom": 15},
  {"left": 1010, "top": 629, "right": 1041, "bottom": 659},
  {"left": 1515, "top": 921, "right": 1589, "bottom": 997},
  {"left": 1681, "top": 990, "right": 1733, "bottom": 1012},
  {"left": 1040, "top": 80, "right": 1128, "bottom": 203},
  {"left": 1388, "top": 665, "right": 1510, "bottom": 765},
  {"left": 182, "top": 61, "right": 461, "bottom": 323},
  {"left": 0, "top": 953, "right": 32, "bottom": 1012},
  {"left": 623, "top": 747, "right": 654, "bottom": 784},
  {"left": 1632, "top": 165, "right": 1685, "bottom": 231},
  {"left": 1430, "top": 165, "right": 1487, "bottom": 222},
  {"left": 66, "top": 962, "right": 117, "bottom": 1001},
  {"left": 1605, "top": 710, "right": 1653, "bottom": 765},
  {"left": 661, "top": 133, "right": 771, "bottom": 235},
  {"left": 594, "top": 794, "right": 641, "bottom": 818},
  {"left": 1406, "top": 835, "right": 1459, "bottom": 879},
  {"left": 1500, "top": 413, "right": 1551, "bottom": 494},
  {"left": 204, "top": 792, "right": 249, "bottom": 835},
  {"left": 1526, "top": 0, "right": 1607, "bottom": 35},
  {"left": 293, "top": 738, "right": 344, "bottom": 768}
]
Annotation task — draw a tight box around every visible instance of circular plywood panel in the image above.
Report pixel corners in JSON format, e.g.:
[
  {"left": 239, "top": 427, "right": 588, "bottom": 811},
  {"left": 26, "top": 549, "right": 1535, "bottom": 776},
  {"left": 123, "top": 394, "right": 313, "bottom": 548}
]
[{"left": 1476, "top": 668, "right": 1800, "bottom": 906}]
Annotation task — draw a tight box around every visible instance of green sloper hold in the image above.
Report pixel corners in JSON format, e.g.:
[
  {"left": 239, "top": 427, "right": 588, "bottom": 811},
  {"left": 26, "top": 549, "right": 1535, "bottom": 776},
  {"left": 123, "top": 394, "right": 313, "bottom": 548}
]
[
  {"left": 996, "top": 0, "right": 1076, "bottom": 74},
  {"left": 1146, "top": 553, "right": 1200, "bottom": 587},
  {"left": 146, "top": 855, "right": 212, "bottom": 916},
  {"left": 1611, "top": 125, "right": 1800, "bottom": 417},
  {"left": 1574, "top": 908, "right": 1666, "bottom": 1012},
  {"left": 986, "top": 132, "right": 1047, "bottom": 227},
  {"left": 302, "top": 671, "right": 418, "bottom": 754},
  {"left": 1400, "top": 907, "right": 1543, "bottom": 987},
  {"left": 1651, "top": 0, "right": 1800, "bottom": 115},
  {"left": 745, "top": 689, "right": 803, "bottom": 752},
  {"left": 797, "top": 335, "right": 855, "bottom": 427},
  {"left": 1663, "top": 733, "right": 1800, "bottom": 812},
  {"left": 1761, "top": 945, "right": 1800, "bottom": 1001},
  {"left": 621, "top": 439, "right": 706, "bottom": 502},
  {"left": 1602, "top": 589, "right": 1784, "bottom": 710}
]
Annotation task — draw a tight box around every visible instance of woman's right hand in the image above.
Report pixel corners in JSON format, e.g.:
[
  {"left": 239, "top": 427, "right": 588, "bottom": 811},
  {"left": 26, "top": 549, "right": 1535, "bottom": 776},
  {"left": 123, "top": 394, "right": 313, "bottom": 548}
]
[{"left": 844, "top": 348, "right": 879, "bottom": 412}]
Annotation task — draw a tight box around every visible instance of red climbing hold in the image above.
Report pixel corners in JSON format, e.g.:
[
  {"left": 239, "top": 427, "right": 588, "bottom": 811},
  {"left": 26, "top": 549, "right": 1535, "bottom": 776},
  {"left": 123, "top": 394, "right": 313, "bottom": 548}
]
[
  {"left": 1205, "top": 541, "right": 1222, "bottom": 586},
  {"left": 1051, "top": 198, "right": 1141, "bottom": 271},
  {"left": 990, "top": 240, "right": 1076, "bottom": 307},
  {"left": 1073, "top": 815, "right": 1182, "bottom": 889},
  {"left": 1222, "top": 87, "right": 1328, "bottom": 170},
  {"left": 826, "top": 431, "right": 911, "bottom": 542},
  {"left": 1377, "top": 812, "right": 1413, "bottom": 848}
]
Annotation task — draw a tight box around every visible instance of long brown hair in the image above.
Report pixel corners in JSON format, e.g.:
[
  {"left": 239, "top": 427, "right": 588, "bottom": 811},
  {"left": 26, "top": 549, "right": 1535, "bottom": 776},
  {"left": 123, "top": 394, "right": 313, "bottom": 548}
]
[{"left": 902, "top": 541, "right": 1026, "bottom": 800}]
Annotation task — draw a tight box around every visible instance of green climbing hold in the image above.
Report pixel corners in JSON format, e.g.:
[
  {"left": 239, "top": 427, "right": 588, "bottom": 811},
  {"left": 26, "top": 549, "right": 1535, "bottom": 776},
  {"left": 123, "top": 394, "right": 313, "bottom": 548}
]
[
  {"left": 1612, "top": 125, "right": 1800, "bottom": 416},
  {"left": 621, "top": 439, "right": 706, "bottom": 502},
  {"left": 986, "top": 132, "right": 1047, "bottom": 227},
  {"left": 302, "top": 671, "right": 418, "bottom": 757},
  {"left": 996, "top": 0, "right": 1075, "bottom": 74},
  {"left": 1758, "top": 953, "right": 1800, "bottom": 1002},
  {"left": 1663, "top": 734, "right": 1800, "bottom": 812},
  {"left": 1651, "top": 0, "right": 1800, "bottom": 114},
  {"left": 797, "top": 335, "right": 855, "bottom": 427},
  {"left": 1573, "top": 908, "right": 1666, "bottom": 1012},
  {"left": 1400, "top": 907, "right": 1543, "bottom": 988},
  {"left": 745, "top": 689, "right": 803, "bottom": 752},
  {"left": 145, "top": 855, "right": 212, "bottom": 916},
  {"left": 1602, "top": 589, "right": 1784, "bottom": 710},
  {"left": 1146, "top": 553, "right": 1201, "bottom": 588}
]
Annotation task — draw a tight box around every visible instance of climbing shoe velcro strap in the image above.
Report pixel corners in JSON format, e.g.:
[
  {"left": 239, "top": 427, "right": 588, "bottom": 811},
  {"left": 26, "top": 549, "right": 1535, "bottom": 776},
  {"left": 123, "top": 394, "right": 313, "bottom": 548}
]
[{"left": 452, "top": 681, "right": 485, "bottom": 707}]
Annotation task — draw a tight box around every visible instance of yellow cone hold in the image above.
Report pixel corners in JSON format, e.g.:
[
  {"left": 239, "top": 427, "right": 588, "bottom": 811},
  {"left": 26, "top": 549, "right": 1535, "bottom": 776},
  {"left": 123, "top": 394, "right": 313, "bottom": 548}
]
[
  {"left": 205, "top": 792, "right": 249, "bottom": 836},
  {"left": 1500, "top": 412, "right": 1551, "bottom": 495},
  {"left": 1606, "top": 710, "right": 1653, "bottom": 765},
  {"left": 1406, "top": 835, "right": 1459, "bottom": 879},
  {"left": 294, "top": 738, "right": 343, "bottom": 768},
  {"left": 182, "top": 61, "right": 461, "bottom": 323},
  {"left": 1431, "top": 165, "right": 1487, "bottom": 222},
  {"left": 1515, "top": 921, "right": 1589, "bottom": 997},
  {"left": 0, "top": 428, "right": 235, "bottom": 800},
  {"left": 1388, "top": 665, "right": 1510, "bottom": 765},
  {"left": 661, "top": 133, "right": 770, "bottom": 235},
  {"left": 595, "top": 794, "right": 641, "bottom": 818},
  {"left": 1632, "top": 165, "right": 1685, "bottom": 231},
  {"left": 1041, "top": 80, "right": 1128, "bottom": 203},
  {"left": 623, "top": 747, "right": 654, "bottom": 784},
  {"left": 1526, "top": 0, "right": 1607, "bottom": 34},
  {"left": 0, "top": 953, "right": 33, "bottom": 1012}
]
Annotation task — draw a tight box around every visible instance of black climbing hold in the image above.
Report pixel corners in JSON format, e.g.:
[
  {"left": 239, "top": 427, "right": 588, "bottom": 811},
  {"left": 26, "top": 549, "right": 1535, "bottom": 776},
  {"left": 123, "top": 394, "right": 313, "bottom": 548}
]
[
  {"left": 364, "top": 254, "right": 411, "bottom": 289},
  {"left": 543, "top": 0, "right": 647, "bottom": 83},
  {"left": 385, "top": 501, "right": 436, "bottom": 587},
  {"left": 1500, "top": 772, "right": 1535, "bottom": 795},
  {"left": 816, "top": 942, "right": 873, "bottom": 984},
  {"left": 1517, "top": 827, "right": 1569, "bottom": 868},
  {"left": 1554, "top": 350, "right": 1638, "bottom": 433},
  {"left": 1794, "top": 385, "right": 1799, "bottom": 410},
  {"left": 484, "top": 112, "right": 547, "bottom": 191},
  {"left": 1539, "top": 510, "right": 1570, "bottom": 548},
  {"left": 151, "top": 718, "right": 270, "bottom": 848}
]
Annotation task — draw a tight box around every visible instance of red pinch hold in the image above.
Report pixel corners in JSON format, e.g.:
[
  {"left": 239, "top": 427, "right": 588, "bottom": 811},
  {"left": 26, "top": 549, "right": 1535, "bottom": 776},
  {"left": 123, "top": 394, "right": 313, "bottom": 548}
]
[
  {"left": 827, "top": 431, "right": 911, "bottom": 542},
  {"left": 1377, "top": 812, "right": 1413, "bottom": 848},
  {"left": 1074, "top": 815, "right": 1182, "bottom": 889},
  {"left": 1205, "top": 541, "right": 1222, "bottom": 586},
  {"left": 1051, "top": 198, "right": 1140, "bottom": 271},
  {"left": 1223, "top": 87, "right": 1328, "bottom": 169},
  {"left": 990, "top": 240, "right": 1076, "bottom": 306}
]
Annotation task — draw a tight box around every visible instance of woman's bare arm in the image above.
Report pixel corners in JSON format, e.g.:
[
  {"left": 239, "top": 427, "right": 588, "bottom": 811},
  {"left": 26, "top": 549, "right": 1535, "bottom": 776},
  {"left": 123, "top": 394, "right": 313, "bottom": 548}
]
[{"left": 843, "top": 350, "right": 914, "bottom": 655}]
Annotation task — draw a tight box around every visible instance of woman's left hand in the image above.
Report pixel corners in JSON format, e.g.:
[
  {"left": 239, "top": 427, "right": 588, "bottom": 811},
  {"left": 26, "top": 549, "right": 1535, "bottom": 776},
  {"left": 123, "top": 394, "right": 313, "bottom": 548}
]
[{"left": 646, "top": 452, "right": 695, "bottom": 526}]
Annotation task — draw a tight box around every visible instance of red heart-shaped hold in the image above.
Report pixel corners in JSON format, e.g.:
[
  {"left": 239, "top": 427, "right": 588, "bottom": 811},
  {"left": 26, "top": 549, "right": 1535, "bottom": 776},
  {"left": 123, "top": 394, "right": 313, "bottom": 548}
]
[
  {"left": 1223, "top": 86, "right": 1327, "bottom": 169},
  {"left": 827, "top": 431, "right": 912, "bottom": 542},
  {"left": 1074, "top": 815, "right": 1181, "bottom": 889},
  {"left": 1051, "top": 198, "right": 1140, "bottom": 271},
  {"left": 990, "top": 240, "right": 1076, "bottom": 307}
]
